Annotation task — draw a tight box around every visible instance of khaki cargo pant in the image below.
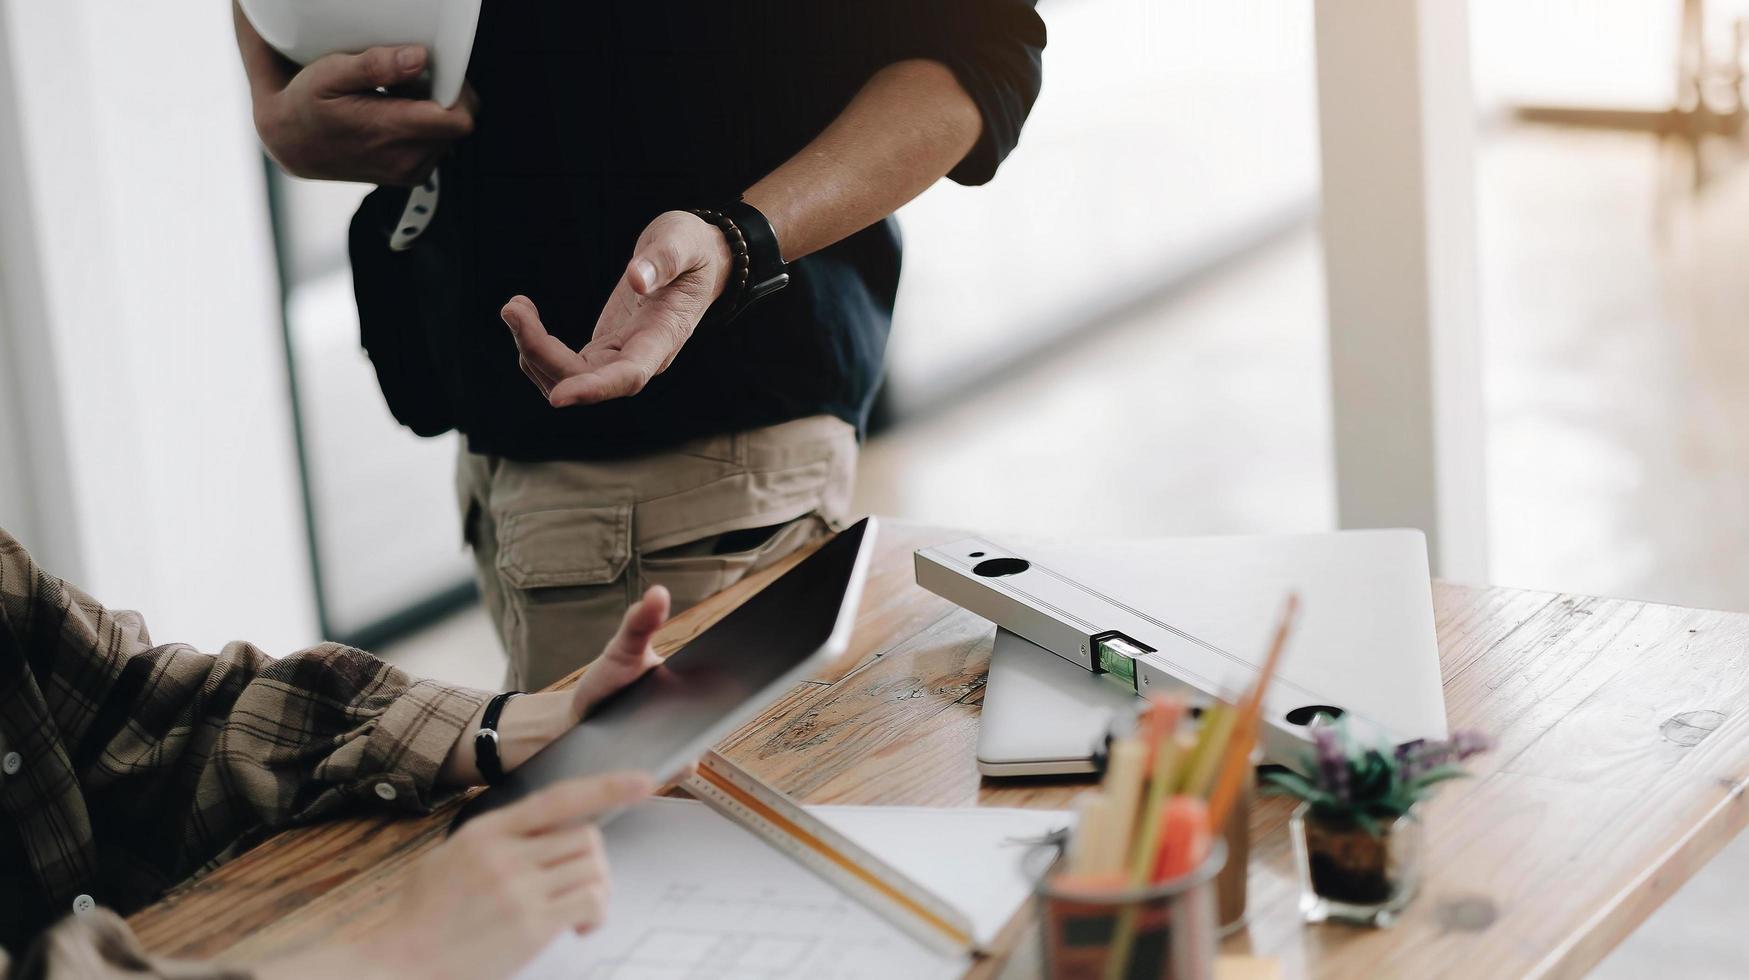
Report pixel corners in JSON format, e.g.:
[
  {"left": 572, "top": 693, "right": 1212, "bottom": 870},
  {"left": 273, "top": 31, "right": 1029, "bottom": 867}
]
[{"left": 456, "top": 415, "right": 857, "bottom": 690}]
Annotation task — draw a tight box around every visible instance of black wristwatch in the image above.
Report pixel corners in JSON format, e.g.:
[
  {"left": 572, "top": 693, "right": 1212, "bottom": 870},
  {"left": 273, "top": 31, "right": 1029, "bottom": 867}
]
[
  {"left": 688, "top": 199, "right": 790, "bottom": 323},
  {"left": 473, "top": 691, "right": 523, "bottom": 785}
]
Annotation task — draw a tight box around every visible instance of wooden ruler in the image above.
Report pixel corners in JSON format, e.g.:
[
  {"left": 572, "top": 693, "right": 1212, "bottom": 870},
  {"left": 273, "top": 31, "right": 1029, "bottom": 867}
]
[{"left": 683, "top": 750, "right": 978, "bottom": 957}]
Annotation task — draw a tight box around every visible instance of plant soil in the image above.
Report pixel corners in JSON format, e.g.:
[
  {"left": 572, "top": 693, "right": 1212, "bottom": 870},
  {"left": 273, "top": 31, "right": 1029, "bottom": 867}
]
[{"left": 1304, "top": 818, "right": 1396, "bottom": 904}]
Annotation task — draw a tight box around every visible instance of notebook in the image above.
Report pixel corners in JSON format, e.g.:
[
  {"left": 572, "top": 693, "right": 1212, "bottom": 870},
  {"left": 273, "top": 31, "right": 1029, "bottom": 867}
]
[{"left": 513, "top": 797, "right": 1073, "bottom": 979}]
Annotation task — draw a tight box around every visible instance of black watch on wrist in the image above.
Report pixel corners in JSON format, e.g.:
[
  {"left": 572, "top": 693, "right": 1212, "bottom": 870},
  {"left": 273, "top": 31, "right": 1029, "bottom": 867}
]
[
  {"left": 688, "top": 199, "right": 790, "bottom": 323},
  {"left": 473, "top": 691, "right": 523, "bottom": 786},
  {"left": 721, "top": 199, "right": 789, "bottom": 307}
]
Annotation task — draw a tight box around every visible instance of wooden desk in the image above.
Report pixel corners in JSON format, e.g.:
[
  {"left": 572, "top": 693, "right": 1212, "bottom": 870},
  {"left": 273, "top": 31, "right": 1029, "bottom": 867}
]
[{"left": 130, "top": 522, "right": 1749, "bottom": 978}]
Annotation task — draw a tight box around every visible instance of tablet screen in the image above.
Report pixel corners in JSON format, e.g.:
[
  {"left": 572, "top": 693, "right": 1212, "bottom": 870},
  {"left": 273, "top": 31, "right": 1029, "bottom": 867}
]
[{"left": 454, "top": 518, "right": 874, "bottom": 827}]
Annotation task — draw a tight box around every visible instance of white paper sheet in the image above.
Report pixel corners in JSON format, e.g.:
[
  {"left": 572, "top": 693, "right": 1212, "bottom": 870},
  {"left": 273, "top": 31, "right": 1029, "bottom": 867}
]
[{"left": 512, "top": 798, "right": 1072, "bottom": 980}]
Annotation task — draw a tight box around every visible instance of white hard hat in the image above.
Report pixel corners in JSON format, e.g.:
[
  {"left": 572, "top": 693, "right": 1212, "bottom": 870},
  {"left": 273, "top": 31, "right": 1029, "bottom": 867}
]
[{"left": 238, "top": 0, "right": 481, "bottom": 107}]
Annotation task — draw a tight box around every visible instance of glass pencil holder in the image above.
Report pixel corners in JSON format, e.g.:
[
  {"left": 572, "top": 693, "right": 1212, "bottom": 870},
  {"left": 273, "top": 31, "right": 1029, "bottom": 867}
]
[{"left": 1034, "top": 839, "right": 1226, "bottom": 980}]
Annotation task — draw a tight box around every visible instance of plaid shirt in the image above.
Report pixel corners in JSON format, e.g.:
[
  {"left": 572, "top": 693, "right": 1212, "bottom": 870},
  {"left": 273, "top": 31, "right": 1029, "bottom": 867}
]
[{"left": 0, "top": 528, "right": 489, "bottom": 976}]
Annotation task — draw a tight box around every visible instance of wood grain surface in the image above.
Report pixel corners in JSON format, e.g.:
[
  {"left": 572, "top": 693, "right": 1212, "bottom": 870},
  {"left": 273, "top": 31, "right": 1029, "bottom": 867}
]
[{"left": 128, "top": 522, "right": 1749, "bottom": 978}]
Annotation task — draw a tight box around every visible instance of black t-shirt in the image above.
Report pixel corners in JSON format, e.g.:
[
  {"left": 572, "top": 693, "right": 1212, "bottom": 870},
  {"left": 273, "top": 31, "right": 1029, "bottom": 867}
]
[{"left": 350, "top": 1, "right": 1046, "bottom": 461}]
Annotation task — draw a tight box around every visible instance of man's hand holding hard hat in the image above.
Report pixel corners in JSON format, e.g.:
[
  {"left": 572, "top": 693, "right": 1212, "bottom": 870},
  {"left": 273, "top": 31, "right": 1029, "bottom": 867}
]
[{"left": 231, "top": 0, "right": 479, "bottom": 186}]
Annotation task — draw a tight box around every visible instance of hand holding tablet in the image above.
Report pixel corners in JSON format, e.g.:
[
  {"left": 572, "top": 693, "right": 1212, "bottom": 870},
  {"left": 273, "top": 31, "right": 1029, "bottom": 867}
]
[{"left": 454, "top": 518, "right": 877, "bottom": 830}]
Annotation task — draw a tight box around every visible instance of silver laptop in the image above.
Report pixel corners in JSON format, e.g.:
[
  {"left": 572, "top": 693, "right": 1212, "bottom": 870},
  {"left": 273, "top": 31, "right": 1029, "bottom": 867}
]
[
  {"left": 932, "top": 530, "right": 1449, "bottom": 775},
  {"left": 978, "top": 627, "right": 1140, "bottom": 776}
]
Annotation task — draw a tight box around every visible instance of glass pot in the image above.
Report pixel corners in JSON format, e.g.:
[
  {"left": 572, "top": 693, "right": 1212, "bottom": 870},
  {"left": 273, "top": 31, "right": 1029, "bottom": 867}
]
[{"left": 1289, "top": 802, "right": 1422, "bottom": 927}]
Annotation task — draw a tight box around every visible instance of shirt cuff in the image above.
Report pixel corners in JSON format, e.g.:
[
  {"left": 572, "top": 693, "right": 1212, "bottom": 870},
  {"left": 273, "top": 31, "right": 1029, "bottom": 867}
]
[
  {"left": 357, "top": 680, "right": 489, "bottom": 811},
  {"left": 22, "top": 908, "right": 252, "bottom": 979}
]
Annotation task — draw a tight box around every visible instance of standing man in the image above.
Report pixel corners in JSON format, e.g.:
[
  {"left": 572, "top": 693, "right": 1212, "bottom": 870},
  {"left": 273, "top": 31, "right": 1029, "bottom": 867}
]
[{"left": 237, "top": 3, "right": 1046, "bottom": 690}]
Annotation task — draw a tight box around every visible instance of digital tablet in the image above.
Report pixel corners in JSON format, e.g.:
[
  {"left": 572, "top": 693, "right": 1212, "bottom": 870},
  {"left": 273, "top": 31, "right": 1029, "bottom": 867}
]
[{"left": 452, "top": 517, "right": 877, "bottom": 830}]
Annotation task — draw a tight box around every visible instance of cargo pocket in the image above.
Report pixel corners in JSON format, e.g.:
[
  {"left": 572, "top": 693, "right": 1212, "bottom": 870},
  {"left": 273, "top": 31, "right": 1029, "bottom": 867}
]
[
  {"left": 496, "top": 503, "right": 634, "bottom": 596},
  {"left": 637, "top": 512, "right": 830, "bottom": 611},
  {"left": 494, "top": 503, "right": 638, "bottom": 689}
]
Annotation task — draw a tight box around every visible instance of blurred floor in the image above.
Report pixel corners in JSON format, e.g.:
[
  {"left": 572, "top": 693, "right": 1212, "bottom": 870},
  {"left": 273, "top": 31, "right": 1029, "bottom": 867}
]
[
  {"left": 1484, "top": 128, "right": 1749, "bottom": 613},
  {"left": 382, "top": 122, "right": 1749, "bottom": 975},
  {"left": 382, "top": 600, "right": 503, "bottom": 691},
  {"left": 860, "top": 228, "right": 1333, "bottom": 542},
  {"left": 858, "top": 125, "right": 1749, "bottom": 616}
]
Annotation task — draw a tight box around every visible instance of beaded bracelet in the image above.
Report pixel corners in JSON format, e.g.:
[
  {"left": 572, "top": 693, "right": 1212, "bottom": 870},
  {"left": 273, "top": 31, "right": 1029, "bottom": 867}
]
[{"left": 687, "top": 207, "right": 753, "bottom": 319}]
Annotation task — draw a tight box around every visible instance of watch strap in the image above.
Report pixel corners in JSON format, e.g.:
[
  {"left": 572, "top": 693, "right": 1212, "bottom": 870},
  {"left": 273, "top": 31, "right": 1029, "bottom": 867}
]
[
  {"left": 718, "top": 199, "right": 789, "bottom": 306},
  {"left": 474, "top": 691, "right": 523, "bottom": 786},
  {"left": 687, "top": 200, "right": 790, "bottom": 324}
]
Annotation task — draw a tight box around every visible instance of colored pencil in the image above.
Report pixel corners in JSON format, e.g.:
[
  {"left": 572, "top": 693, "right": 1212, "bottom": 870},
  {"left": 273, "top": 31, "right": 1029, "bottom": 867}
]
[
  {"left": 1151, "top": 796, "right": 1212, "bottom": 881},
  {"left": 1207, "top": 593, "right": 1299, "bottom": 830},
  {"left": 1126, "top": 697, "right": 1187, "bottom": 879},
  {"left": 1179, "top": 701, "right": 1235, "bottom": 797},
  {"left": 1067, "top": 791, "right": 1111, "bottom": 875},
  {"left": 1097, "top": 738, "right": 1148, "bottom": 874}
]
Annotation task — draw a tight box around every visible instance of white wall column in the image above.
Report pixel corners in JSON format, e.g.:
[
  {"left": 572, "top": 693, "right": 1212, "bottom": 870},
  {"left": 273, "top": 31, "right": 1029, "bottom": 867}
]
[
  {"left": 0, "top": 0, "right": 318, "bottom": 651},
  {"left": 0, "top": 3, "right": 83, "bottom": 575},
  {"left": 1313, "top": 0, "right": 1488, "bottom": 580}
]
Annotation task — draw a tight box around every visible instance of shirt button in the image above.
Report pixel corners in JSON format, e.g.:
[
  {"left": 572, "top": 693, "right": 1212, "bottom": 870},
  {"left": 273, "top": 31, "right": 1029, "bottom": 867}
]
[
  {"left": 2, "top": 752, "right": 20, "bottom": 775},
  {"left": 72, "top": 894, "right": 96, "bottom": 915},
  {"left": 374, "top": 782, "right": 398, "bottom": 802}
]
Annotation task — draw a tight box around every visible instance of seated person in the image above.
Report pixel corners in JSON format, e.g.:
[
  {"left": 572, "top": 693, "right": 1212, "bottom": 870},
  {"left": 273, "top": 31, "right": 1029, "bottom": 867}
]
[{"left": 0, "top": 526, "right": 669, "bottom": 978}]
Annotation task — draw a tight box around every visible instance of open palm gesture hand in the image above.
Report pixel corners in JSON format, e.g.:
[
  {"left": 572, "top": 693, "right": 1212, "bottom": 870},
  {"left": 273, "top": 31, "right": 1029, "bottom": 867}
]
[{"left": 501, "top": 211, "right": 731, "bottom": 407}]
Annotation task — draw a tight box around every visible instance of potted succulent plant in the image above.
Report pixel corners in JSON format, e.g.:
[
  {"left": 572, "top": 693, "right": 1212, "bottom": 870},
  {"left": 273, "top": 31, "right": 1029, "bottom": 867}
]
[{"left": 1265, "top": 719, "right": 1492, "bottom": 927}]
